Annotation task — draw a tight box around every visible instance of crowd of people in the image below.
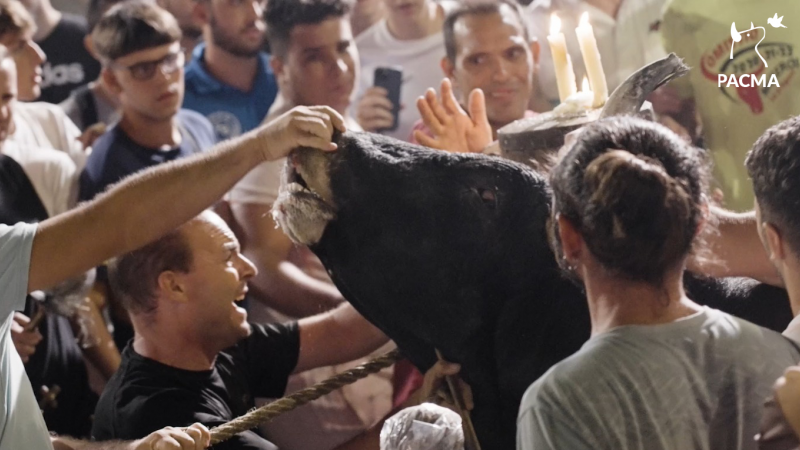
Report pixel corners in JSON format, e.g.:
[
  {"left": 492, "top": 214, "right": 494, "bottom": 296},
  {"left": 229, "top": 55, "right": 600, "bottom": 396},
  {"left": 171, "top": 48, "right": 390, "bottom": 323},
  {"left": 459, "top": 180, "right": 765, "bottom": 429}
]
[{"left": 2, "top": 0, "right": 800, "bottom": 448}]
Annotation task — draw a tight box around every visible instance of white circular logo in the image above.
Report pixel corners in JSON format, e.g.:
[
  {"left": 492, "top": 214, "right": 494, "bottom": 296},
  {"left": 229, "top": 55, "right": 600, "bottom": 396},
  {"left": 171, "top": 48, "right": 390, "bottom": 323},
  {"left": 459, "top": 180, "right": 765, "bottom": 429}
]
[{"left": 207, "top": 111, "right": 243, "bottom": 140}]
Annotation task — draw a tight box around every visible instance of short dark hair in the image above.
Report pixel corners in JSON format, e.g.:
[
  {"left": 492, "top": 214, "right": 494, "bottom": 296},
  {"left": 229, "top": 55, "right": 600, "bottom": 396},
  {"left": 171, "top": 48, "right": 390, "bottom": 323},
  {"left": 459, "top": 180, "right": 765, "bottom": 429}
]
[
  {"left": 87, "top": 0, "right": 128, "bottom": 32},
  {"left": 0, "top": 0, "right": 35, "bottom": 40},
  {"left": 108, "top": 228, "right": 193, "bottom": 315},
  {"left": 265, "top": 0, "right": 353, "bottom": 59},
  {"left": 91, "top": 0, "right": 181, "bottom": 62},
  {"left": 443, "top": 0, "right": 530, "bottom": 64},
  {"left": 746, "top": 116, "right": 800, "bottom": 254},
  {"left": 549, "top": 116, "right": 709, "bottom": 286}
]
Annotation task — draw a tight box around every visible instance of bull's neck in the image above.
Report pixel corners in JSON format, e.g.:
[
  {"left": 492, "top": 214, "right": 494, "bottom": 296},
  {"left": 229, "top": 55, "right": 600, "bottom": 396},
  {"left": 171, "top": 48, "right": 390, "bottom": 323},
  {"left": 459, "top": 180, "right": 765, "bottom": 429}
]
[{"left": 581, "top": 268, "right": 702, "bottom": 335}]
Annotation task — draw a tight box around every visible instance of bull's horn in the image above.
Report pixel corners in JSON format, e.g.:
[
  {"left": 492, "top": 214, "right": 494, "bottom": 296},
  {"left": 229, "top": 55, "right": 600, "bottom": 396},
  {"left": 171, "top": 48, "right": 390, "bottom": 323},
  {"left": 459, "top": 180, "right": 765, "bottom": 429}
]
[
  {"left": 599, "top": 53, "right": 690, "bottom": 119},
  {"left": 731, "top": 22, "right": 742, "bottom": 42}
]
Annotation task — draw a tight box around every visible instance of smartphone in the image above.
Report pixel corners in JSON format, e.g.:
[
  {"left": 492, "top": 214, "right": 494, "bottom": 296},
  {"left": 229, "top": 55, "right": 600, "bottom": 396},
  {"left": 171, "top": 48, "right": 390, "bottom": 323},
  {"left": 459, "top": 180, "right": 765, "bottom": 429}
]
[{"left": 373, "top": 67, "right": 403, "bottom": 132}]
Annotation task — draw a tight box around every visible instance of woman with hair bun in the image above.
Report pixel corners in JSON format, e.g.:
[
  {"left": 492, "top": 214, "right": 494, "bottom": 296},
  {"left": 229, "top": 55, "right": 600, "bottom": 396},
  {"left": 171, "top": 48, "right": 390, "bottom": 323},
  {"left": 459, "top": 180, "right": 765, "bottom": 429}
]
[{"left": 516, "top": 116, "right": 800, "bottom": 450}]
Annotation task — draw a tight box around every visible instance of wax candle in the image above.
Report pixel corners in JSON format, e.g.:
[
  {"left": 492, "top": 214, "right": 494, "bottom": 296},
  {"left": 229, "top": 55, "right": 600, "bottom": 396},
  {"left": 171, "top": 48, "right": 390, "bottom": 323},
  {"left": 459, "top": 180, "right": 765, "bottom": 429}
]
[
  {"left": 575, "top": 12, "right": 608, "bottom": 107},
  {"left": 547, "top": 14, "right": 577, "bottom": 102}
]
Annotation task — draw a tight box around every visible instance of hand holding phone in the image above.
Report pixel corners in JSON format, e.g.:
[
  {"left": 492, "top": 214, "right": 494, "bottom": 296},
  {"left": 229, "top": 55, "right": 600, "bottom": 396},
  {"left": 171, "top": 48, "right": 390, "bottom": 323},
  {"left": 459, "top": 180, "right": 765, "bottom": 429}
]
[{"left": 373, "top": 66, "right": 402, "bottom": 132}]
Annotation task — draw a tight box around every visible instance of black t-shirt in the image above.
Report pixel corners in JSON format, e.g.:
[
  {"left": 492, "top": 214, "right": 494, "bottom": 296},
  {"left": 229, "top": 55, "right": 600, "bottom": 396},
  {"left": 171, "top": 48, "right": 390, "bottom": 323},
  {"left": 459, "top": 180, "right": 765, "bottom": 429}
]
[
  {"left": 37, "top": 14, "right": 101, "bottom": 104},
  {"left": 92, "top": 322, "right": 300, "bottom": 450}
]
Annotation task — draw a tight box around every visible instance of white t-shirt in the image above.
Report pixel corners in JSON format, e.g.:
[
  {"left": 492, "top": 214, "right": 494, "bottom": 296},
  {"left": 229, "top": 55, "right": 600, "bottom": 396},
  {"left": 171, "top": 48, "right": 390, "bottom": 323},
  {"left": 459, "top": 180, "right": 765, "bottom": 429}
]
[
  {"left": 518, "top": 307, "right": 800, "bottom": 450},
  {"left": 12, "top": 101, "right": 87, "bottom": 171},
  {"left": 0, "top": 223, "right": 53, "bottom": 450},
  {"left": 2, "top": 141, "right": 77, "bottom": 217},
  {"left": 355, "top": 19, "right": 446, "bottom": 141},
  {"left": 528, "top": 0, "right": 669, "bottom": 107}
]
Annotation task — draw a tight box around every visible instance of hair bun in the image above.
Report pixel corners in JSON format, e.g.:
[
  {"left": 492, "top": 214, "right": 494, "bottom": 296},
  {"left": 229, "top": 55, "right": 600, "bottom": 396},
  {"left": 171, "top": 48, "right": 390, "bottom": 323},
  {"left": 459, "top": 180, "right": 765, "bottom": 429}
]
[{"left": 580, "top": 149, "right": 694, "bottom": 281}]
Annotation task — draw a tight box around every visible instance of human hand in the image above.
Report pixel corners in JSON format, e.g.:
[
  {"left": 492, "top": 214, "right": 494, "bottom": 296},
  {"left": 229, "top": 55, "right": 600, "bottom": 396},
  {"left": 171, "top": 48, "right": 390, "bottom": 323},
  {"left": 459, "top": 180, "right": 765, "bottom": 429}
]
[
  {"left": 77, "top": 122, "right": 107, "bottom": 149},
  {"left": 258, "top": 106, "right": 346, "bottom": 161},
  {"left": 11, "top": 312, "right": 42, "bottom": 363},
  {"left": 131, "top": 423, "right": 211, "bottom": 450},
  {"left": 774, "top": 366, "right": 800, "bottom": 436},
  {"left": 356, "top": 86, "right": 396, "bottom": 132},
  {"left": 409, "top": 357, "right": 473, "bottom": 411},
  {"left": 414, "top": 78, "right": 492, "bottom": 154}
]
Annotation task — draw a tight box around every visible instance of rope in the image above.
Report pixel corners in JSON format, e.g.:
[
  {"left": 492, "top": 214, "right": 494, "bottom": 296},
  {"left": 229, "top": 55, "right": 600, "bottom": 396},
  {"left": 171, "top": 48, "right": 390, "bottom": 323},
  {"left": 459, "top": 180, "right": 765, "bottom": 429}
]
[{"left": 209, "top": 348, "right": 402, "bottom": 446}]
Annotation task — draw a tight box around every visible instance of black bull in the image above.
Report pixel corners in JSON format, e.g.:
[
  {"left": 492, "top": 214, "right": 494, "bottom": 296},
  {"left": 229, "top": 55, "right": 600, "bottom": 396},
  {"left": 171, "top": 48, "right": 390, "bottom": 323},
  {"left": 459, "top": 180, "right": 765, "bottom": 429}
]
[{"left": 282, "top": 132, "right": 792, "bottom": 449}]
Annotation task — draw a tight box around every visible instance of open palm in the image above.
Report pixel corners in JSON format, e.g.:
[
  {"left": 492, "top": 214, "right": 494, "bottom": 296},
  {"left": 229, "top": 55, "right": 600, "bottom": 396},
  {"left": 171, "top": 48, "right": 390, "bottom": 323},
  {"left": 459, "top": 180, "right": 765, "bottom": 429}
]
[{"left": 414, "top": 78, "right": 493, "bottom": 154}]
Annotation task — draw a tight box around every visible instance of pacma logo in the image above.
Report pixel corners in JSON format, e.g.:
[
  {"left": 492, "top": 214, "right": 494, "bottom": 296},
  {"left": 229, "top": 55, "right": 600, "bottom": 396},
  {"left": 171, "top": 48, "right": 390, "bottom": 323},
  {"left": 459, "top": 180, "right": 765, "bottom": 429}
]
[{"left": 702, "top": 16, "right": 797, "bottom": 114}]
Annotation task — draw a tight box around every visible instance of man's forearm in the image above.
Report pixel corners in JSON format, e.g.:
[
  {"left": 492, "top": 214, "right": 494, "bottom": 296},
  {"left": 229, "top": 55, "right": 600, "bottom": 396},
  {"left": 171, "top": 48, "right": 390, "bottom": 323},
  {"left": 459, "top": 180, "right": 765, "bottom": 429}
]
[
  {"left": 249, "top": 261, "right": 343, "bottom": 317},
  {"left": 30, "top": 133, "right": 263, "bottom": 292},
  {"left": 295, "top": 303, "right": 389, "bottom": 372},
  {"left": 688, "top": 207, "right": 783, "bottom": 286}
]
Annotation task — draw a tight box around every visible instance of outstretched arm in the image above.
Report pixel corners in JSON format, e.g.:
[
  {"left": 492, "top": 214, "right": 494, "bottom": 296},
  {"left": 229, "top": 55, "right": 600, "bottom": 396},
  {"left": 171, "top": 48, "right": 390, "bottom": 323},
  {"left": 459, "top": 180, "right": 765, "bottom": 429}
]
[
  {"left": 29, "top": 107, "right": 345, "bottom": 293},
  {"left": 688, "top": 206, "right": 783, "bottom": 286},
  {"left": 294, "top": 303, "right": 389, "bottom": 373}
]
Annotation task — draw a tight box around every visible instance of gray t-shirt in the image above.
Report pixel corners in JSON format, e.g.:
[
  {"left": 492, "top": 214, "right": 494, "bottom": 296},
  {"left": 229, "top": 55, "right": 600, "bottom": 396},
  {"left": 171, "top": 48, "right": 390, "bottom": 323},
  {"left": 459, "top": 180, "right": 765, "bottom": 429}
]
[{"left": 517, "top": 307, "right": 800, "bottom": 450}]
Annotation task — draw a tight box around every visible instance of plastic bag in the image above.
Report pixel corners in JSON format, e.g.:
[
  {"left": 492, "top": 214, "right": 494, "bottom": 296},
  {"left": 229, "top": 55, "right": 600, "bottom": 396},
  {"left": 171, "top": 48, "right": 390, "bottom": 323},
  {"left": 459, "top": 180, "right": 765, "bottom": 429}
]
[{"left": 380, "top": 403, "right": 464, "bottom": 450}]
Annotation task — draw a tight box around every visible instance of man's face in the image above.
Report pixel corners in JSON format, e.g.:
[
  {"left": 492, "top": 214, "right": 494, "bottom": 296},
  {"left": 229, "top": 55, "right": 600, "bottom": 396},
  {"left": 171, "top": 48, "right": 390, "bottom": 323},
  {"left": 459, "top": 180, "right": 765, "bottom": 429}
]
[
  {"left": 207, "top": 0, "right": 266, "bottom": 57},
  {"left": 0, "top": 31, "right": 46, "bottom": 102},
  {"left": 446, "top": 6, "right": 533, "bottom": 129},
  {"left": 179, "top": 213, "right": 256, "bottom": 350},
  {"left": 0, "top": 60, "right": 17, "bottom": 142},
  {"left": 274, "top": 16, "right": 358, "bottom": 115},
  {"left": 108, "top": 42, "right": 185, "bottom": 122}
]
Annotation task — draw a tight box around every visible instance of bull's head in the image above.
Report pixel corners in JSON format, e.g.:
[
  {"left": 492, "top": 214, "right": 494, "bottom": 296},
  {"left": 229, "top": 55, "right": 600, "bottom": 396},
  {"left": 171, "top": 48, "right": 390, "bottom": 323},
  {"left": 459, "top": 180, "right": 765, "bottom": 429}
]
[{"left": 703, "top": 62, "right": 765, "bottom": 114}]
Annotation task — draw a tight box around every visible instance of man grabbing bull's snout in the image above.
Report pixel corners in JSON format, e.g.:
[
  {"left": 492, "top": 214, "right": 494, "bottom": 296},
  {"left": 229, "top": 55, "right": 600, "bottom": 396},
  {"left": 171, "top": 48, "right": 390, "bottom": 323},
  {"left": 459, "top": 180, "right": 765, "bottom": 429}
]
[{"left": 0, "top": 105, "right": 344, "bottom": 450}]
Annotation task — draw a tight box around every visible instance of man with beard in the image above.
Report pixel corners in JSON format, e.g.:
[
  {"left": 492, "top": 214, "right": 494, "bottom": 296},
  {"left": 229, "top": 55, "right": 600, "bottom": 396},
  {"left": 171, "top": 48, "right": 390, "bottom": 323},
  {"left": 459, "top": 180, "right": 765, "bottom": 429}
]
[{"left": 183, "top": 0, "right": 278, "bottom": 142}]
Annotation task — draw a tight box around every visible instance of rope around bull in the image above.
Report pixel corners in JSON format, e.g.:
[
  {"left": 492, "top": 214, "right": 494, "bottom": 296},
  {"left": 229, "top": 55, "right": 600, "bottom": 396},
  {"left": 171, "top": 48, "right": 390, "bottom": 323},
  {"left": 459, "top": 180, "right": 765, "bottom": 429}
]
[{"left": 208, "top": 349, "right": 402, "bottom": 446}]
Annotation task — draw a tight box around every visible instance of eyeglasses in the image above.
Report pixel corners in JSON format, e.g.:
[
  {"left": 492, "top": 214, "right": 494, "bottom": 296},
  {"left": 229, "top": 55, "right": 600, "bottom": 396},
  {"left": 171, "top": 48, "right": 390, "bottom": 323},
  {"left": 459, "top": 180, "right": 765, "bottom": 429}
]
[{"left": 111, "top": 49, "right": 185, "bottom": 81}]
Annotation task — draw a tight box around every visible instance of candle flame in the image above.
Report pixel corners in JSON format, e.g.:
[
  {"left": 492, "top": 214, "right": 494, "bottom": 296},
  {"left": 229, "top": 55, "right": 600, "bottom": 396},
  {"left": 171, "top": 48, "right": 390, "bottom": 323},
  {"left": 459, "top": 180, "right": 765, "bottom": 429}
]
[
  {"left": 550, "top": 13, "right": 561, "bottom": 35},
  {"left": 579, "top": 12, "right": 590, "bottom": 27},
  {"left": 582, "top": 77, "right": 590, "bottom": 92}
]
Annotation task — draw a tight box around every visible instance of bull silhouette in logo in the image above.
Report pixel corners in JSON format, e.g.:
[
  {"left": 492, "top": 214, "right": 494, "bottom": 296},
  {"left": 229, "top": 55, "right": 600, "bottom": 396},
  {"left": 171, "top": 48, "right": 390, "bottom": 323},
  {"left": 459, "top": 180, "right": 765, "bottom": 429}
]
[{"left": 731, "top": 21, "right": 768, "bottom": 67}]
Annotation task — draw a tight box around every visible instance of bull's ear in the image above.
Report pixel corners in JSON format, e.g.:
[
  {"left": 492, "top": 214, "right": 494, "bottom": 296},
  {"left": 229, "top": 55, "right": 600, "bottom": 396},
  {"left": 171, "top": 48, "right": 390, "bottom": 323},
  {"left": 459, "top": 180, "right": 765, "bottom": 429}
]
[{"left": 731, "top": 22, "right": 742, "bottom": 42}]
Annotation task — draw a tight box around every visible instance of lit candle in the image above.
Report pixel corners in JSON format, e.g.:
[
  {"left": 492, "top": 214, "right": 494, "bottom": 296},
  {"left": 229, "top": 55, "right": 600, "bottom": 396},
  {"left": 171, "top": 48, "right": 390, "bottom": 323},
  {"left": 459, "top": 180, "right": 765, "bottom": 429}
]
[
  {"left": 575, "top": 12, "right": 608, "bottom": 107},
  {"left": 547, "top": 14, "right": 577, "bottom": 102}
]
